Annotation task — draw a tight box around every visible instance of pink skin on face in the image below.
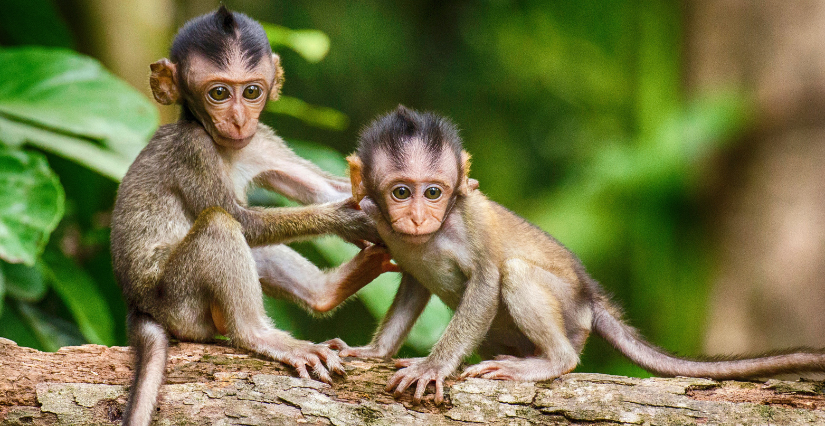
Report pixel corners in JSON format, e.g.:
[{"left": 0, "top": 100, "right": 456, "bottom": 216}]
[
  {"left": 186, "top": 52, "right": 276, "bottom": 149},
  {"left": 373, "top": 145, "right": 458, "bottom": 244}
]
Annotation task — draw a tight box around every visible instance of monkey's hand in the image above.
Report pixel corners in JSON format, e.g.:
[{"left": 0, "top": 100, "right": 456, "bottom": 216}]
[
  {"left": 332, "top": 199, "right": 381, "bottom": 245},
  {"left": 387, "top": 358, "right": 452, "bottom": 405},
  {"left": 324, "top": 338, "right": 392, "bottom": 359},
  {"left": 276, "top": 339, "right": 346, "bottom": 384}
]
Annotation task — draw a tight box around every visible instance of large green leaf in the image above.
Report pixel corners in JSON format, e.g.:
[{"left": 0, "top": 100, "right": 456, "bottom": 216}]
[
  {"left": 2, "top": 260, "right": 47, "bottom": 302},
  {"left": 42, "top": 250, "right": 114, "bottom": 346},
  {"left": 0, "top": 47, "right": 158, "bottom": 175},
  {"left": 0, "top": 148, "right": 64, "bottom": 265}
]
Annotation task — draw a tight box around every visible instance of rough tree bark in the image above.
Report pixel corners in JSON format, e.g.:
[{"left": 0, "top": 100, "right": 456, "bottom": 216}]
[{"left": 2, "top": 339, "right": 825, "bottom": 425}]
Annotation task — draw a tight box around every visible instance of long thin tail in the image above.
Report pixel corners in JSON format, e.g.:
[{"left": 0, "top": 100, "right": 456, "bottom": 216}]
[
  {"left": 592, "top": 298, "right": 825, "bottom": 379},
  {"left": 123, "top": 311, "right": 169, "bottom": 426}
]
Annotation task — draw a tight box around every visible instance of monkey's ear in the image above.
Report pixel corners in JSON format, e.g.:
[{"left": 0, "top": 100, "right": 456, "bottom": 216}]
[
  {"left": 457, "top": 150, "right": 474, "bottom": 195},
  {"left": 346, "top": 154, "right": 367, "bottom": 203},
  {"left": 269, "top": 53, "right": 285, "bottom": 101},
  {"left": 149, "top": 59, "right": 180, "bottom": 105}
]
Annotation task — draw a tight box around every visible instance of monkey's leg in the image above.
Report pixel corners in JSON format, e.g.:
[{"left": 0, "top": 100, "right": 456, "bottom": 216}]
[
  {"left": 461, "top": 259, "right": 580, "bottom": 381},
  {"left": 161, "top": 207, "right": 344, "bottom": 383},
  {"left": 253, "top": 244, "right": 391, "bottom": 313}
]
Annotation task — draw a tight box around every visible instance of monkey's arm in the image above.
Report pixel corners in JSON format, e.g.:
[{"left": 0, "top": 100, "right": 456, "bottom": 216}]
[
  {"left": 173, "top": 149, "right": 376, "bottom": 246},
  {"left": 236, "top": 201, "right": 377, "bottom": 247},
  {"left": 326, "top": 273, "right": 431, "bottom": 358},
  {"left": 253, "top": 138, "right": 351, "bottom": 204},
  {"left": 387, "top": 262, "right": 500, "bottom": 405}
]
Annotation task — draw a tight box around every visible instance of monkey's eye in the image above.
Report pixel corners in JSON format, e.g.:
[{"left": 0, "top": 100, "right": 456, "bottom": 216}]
[
  {"left": 392, "top": 186, "right": 412, "bottom": 200},
  {"left": 208, "top": 86, "right": 230, "bottom": 101},
  {"left": 243, "top": 85, "right": 262, "bottom": 100},
  {"left": 424, "top": 187, "right": 442, "bottom": 200}
]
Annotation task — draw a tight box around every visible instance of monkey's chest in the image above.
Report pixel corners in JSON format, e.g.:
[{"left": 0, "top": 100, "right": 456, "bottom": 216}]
[{"left": 391, "top": 241, "right": 467, "bottom": 309}]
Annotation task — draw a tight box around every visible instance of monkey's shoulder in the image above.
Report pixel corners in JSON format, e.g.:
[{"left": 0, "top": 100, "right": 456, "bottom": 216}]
[{"left": 463, "top": 191, "right": 582, "bottom": 278}]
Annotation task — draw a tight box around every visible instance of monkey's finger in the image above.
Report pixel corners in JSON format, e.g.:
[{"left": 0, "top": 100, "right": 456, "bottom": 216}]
[
  {"left": 323, "top": 338, "right": 349, "bottom": 351},
  {"left": 413, "top": 377, "right": 429, "bottom": 403},
  {"left": 382, "top": 259, "right": 401, "bottom": 273},
  {"left": 386, "top": 370, "right": 405, "bottom": 392},
  {"left": 468, "top": 178, "right": 479, "bottom": 191},
  {"left": 460, "top": 364, "right": 493, "bottom": 379},
  {"left": 310, "top": 359, "right": 333, "bottom": 384},
  {"left": 313, "top": 347, "right": 345, "bottom": 377},
  {"left": 320, "top": 352, "right": 346, "bottom": 376},
  {"left": 394, "top": 357, "right": 420, "bottom": 368},
  {"left": 353, "top": 240, "right": 368, "bottom": 249},
  {"left": 435, "top": 379, "right": 445, "bottom": 406},
  {"left": 294, "top": 362, "right": 311, "bottom": 381},
  {"left": 393, "top": 374, "right": 417, "bottom": 398},
  {"left": 482, "top": 371, "right": 513, "bottom": 380}
]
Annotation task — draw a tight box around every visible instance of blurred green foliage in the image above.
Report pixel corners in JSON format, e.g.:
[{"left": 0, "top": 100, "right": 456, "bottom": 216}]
[{"left": 0, "top": 0, "right": 749, "bottom": 378}]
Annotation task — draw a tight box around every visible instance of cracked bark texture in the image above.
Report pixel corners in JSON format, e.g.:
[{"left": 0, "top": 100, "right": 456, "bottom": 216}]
[{"left": 2, "top": 339, "right": 825, "bottom": 425}]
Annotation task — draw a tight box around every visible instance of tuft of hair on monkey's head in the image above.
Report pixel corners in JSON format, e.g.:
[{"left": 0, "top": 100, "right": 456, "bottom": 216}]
[
  {"left": 357, "top": 105, "right": 466, "bottom": 182},
  {"left": 170, "top": 5, "right": 272, "bottom": 74}
]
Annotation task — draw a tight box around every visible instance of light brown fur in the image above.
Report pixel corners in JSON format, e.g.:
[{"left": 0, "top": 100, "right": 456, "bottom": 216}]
[
  {"left": 329, "top": 106, "right": 825, "bottom": 405},
  {"left": 113, "top": 8, "right": 391, "bottom": 426}
]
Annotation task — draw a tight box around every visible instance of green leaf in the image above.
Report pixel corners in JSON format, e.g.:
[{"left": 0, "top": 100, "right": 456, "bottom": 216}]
[
  {"left": 16, "top": 301, "right": 85, "bottom": 351},
  {"left": 0, "top": 47, "right": 158, "bottom": 168},
  {"left": 266, "top": 96, "right": 349, "bottom": 131},
  {"left": 42, "top": 250, "right": 114, "bottom": 346},
  {"left": 263, "top": 23, "right": 331, "bottom": 63},
  {"left": 2, "top": 260, "right": 47, "bottom": 302},
  {"left": 0, "top": 116, "right": 131, "bottom": 181},
  {"left": 0, "top": 148, "right": 64, "bottom": 265}
]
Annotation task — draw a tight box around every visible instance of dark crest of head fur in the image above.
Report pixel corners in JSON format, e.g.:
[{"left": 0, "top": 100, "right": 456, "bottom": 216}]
[
  {"left": 170, "top": 6, "right": 271, "bottom": 72},
  {"left": 358, "top": 105, "right": 464, "bottom": 181}
]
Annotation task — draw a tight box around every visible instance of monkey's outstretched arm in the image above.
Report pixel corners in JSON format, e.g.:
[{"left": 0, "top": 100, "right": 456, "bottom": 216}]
[
  {"left": 172, "top": 146, "right": 377, "bottom": 246},
  {"left": 236, "top": 201, "right": 377, "bottom": 247},
  {"left": 254, "top": 243, "right": 395, "bottom": 313},
  {"left": 387, "top": 263, "right": 500, "bottom": 405},
  {"left": 254, "top": 144, "right": 351, "bottom": 204},
  {"left": 326, "top": 273, "right": 431, "bottom": 358}
]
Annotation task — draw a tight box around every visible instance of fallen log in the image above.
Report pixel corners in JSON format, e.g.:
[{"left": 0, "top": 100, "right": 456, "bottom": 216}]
[{"left": 2, "top": 338, "right": 825, "bottom": 425}]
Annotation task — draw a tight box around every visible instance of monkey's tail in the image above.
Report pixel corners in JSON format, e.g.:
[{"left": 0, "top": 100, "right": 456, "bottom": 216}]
[
  {"left": 591, "top": 297, "right": 825, "bottom": 379},
  {"left": 122, "top": 311, "right": 169, "bottom": 426}
]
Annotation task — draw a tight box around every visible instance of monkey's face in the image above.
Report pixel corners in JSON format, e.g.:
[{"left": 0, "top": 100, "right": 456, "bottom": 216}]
[
  {"left": 371, "top": 146, "right": 458, "bottom": 244},
  {"left": 184, "top": 53, "right": 278, "bottom": 149}
]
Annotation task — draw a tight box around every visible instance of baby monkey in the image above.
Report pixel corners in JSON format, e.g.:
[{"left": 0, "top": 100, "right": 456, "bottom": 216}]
[
  {"left": 328, "top": 106, "right": 825, "bottom": 405},
  {"left": 111, "top": 7, "right": 391, "bottom": 426}
]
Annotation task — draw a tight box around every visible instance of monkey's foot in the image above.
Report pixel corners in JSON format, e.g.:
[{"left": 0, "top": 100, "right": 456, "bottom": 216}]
[
  {"left": 323, "top": 338, "right": 390, "bottom": 359},
  {"left": 460, "top": 356, "right": 573, "bottom": 382},
  {"left": 387, "top": 358, "right": 450, "bottom": 405},
  {"left": 273, "top": 341, "right": 346, "bottom": 384}
]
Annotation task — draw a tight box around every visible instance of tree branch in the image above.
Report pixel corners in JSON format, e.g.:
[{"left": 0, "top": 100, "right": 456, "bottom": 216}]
[{"left": 2, "top": 338, "right": 824, "bottom": 425}]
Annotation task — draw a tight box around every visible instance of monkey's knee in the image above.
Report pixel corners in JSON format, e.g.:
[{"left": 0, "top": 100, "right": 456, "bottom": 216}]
[
  {"left": 193, "top": 206, "right": 244, "bottom": 235},
  {"left": 500, "top": 259, "right": 531, "bottom": 283}
]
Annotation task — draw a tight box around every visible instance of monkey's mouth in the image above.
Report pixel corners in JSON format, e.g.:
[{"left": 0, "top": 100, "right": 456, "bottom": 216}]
[
  {"left": 215, "top": 134, "right": 253, "bottom": 149},
  {"left": 391, "top": 227, "right": 439, "bottom": 245}
]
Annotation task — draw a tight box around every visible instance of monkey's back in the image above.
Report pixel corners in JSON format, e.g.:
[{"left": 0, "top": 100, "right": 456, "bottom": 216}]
[
  {"left": 111, "top": 121, "right": 211, "bottom": 305},
  {"left": 461, "top": 191, "right": 584, "bottom": 286}
]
